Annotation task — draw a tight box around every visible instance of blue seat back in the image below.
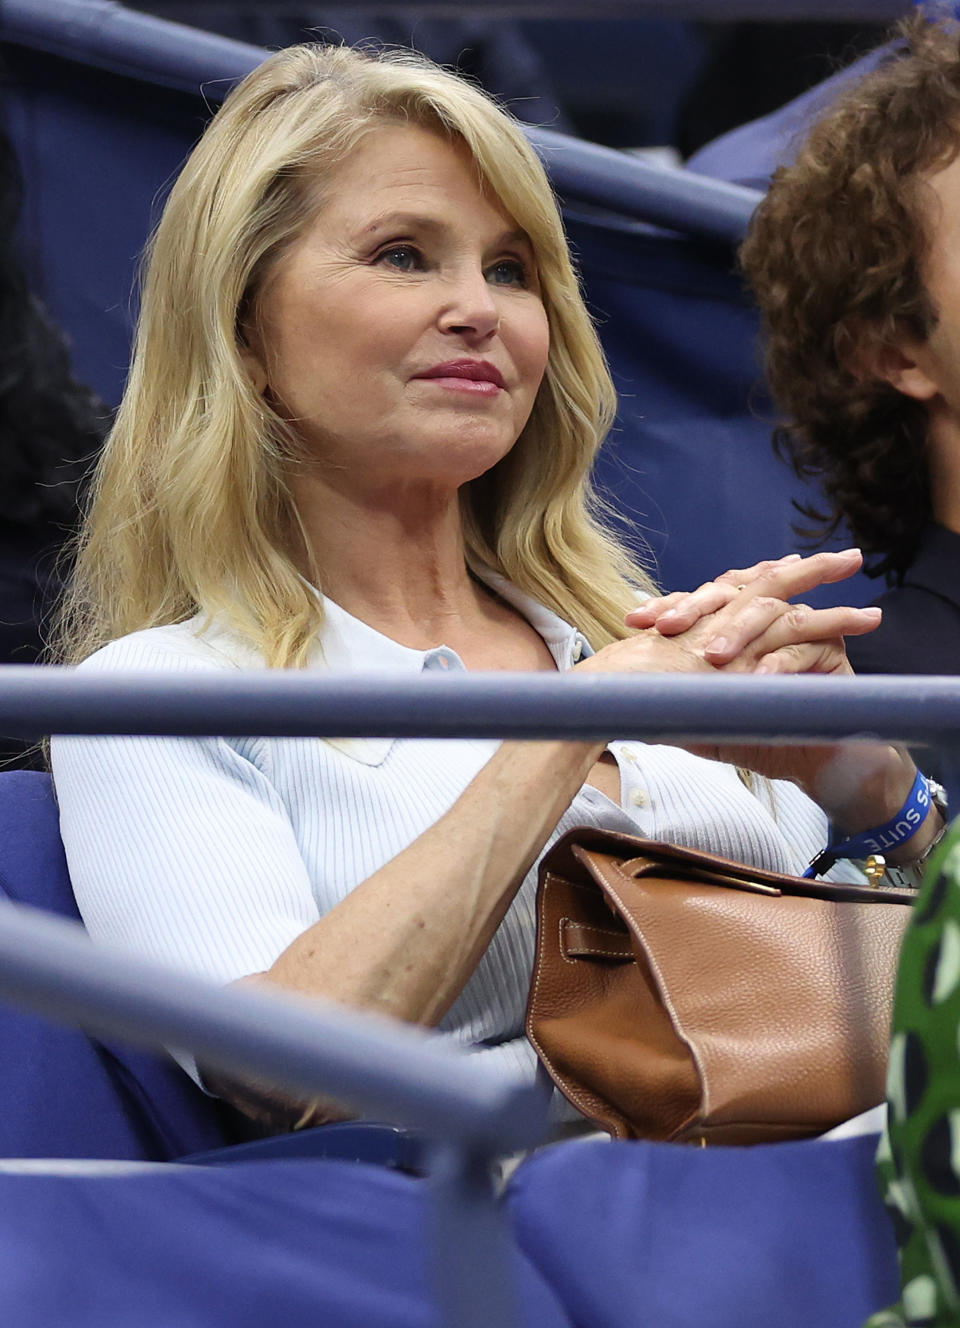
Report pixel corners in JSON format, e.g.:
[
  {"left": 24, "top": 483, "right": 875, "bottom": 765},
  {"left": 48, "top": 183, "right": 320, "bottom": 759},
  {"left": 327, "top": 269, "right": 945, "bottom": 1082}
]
[
  {"left": 0, "top": 770, "right": 230, "bottom": 1159},
  {"left": 567, "top": 216, "right": 842, "bottom": 599},
  {"left": 687, "top": 44, "right": 895, "bottom": 188}
]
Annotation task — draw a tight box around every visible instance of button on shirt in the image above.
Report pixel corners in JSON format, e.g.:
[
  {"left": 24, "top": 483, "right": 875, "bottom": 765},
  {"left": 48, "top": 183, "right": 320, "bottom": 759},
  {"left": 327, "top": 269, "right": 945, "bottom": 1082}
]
[{"left": 51, "top": 574, "right": 833, "bottom": 1105}]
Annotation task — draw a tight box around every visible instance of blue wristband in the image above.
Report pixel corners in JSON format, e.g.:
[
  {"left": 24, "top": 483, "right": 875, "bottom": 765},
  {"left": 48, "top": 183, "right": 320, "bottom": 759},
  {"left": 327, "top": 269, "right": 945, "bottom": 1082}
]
[{"left": 802, "top": 769, "right": 932, "bottom": 878}]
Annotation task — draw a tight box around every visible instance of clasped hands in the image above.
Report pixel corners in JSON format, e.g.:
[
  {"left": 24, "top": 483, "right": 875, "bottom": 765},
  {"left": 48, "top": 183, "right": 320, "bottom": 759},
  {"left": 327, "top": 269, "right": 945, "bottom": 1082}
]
[
  {"left": 621, "top": 547, "right": 877, "bottom": 675},
  {"left": 576, "top": 548, "right": 911, "bottom": 817}
]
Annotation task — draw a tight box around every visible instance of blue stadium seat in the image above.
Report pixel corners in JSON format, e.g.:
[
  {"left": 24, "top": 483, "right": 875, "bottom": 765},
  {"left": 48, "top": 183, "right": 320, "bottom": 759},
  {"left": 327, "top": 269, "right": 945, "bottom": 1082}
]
[
  {"left": 0, "top": 770, "right": 430, "bottom": 1169},
  {"left": 0, "top": 1160, "right": 573, "bottom": 1327},
  {"left": 505, "top": 1131, "right": 899, "bottom": 1328},
  {"left": 0, "top": 770, "right": 232, "bottom": 1159},
  {"left": 687, "top": 44, "right": 894, "bottom": 189}
]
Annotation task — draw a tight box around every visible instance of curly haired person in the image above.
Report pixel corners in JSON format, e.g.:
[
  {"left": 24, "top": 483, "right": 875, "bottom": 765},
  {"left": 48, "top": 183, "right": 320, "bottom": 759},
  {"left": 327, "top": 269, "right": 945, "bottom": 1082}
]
[
  {"left": 746, "top": 15, "right": 960, "bottom": 1324},
  {"left": 741, "top": 10, "right": 960, "bottom": 679}
]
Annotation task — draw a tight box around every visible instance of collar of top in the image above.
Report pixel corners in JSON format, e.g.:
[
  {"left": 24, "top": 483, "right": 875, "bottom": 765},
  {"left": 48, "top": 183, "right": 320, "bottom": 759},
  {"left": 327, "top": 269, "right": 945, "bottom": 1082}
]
[{"left": 304, "top": 570, "right": 591, "bottom": 765}]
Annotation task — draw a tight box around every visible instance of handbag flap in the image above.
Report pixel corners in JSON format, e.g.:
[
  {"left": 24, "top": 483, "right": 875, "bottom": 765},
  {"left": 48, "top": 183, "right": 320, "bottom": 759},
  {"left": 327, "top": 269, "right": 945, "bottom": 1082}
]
[{"left": 544, "top": 826, "right": 916, "bottom": 906}]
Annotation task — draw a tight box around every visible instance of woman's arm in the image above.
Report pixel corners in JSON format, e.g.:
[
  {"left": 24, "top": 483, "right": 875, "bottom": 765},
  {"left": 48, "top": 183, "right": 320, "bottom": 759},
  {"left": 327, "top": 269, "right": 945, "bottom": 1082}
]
[{"left": 253, "top": 736, "right": 601, "bottom": 1025}]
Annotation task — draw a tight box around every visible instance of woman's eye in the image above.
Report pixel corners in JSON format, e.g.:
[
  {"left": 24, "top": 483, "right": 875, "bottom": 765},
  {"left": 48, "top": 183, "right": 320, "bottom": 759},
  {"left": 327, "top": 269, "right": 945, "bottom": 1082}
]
[
  {"left": 376, "top": 245, "right": 423, "bottom": 272},
  {"left": 486, "top": 259, "right": 528, "bottom": 288}
]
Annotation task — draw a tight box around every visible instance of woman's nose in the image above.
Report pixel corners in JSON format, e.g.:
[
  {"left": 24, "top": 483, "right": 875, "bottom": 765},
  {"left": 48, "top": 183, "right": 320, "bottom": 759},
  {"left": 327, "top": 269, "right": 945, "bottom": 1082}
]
[{"left": 438, "top": 269, "right": 500, "bottom": 340}]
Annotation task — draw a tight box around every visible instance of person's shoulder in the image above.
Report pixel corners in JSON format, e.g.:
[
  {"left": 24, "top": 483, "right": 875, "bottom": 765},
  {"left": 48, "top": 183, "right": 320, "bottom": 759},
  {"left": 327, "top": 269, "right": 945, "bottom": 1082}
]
[
  {"left": 847, "top": 583, "right": 960, "bottom": 676},
  {"left": 871, "top": 581, "right": 960, "bottom": 632},
  {"left": 77, "top": 618, "right": 263, "bottom": 675}
]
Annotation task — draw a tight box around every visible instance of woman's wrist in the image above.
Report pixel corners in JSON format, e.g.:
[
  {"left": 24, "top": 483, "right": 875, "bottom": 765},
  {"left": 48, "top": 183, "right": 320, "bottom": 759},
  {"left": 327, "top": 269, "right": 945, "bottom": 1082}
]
[
  {"left": 829, "top": 770, "right": 944, "bottom": 864},
  {"left": 808, "top": 745, "right": 946, "bottom": 870},
  {"left": 811, "top": 745, "right": 917, "bottom": 834}
]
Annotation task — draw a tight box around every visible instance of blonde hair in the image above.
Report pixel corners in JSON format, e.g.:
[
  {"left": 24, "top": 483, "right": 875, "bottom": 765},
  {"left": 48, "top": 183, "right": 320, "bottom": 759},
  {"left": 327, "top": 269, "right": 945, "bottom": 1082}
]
[{"left": 55, "top": 43, "right": 655, "bottom": 668}]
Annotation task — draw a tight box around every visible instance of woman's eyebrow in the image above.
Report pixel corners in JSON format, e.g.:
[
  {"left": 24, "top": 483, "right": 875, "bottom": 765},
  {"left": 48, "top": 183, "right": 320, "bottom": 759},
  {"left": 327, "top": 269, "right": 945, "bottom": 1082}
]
[
  {"left": 352, "top": 213, "right": 533, "bottom": 252},
  {"left": 497, "top": 228, "right": 535, "bottom": 253},
  {"left": 354, "top": 211, "right": 446, "bottom": 241}
]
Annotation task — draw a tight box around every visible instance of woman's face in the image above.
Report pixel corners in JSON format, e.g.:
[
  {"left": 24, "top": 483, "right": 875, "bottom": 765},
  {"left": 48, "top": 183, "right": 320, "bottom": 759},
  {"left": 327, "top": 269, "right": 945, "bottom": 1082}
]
[{"left": 245, "top": 123, "right": 551, "bottom": 498}]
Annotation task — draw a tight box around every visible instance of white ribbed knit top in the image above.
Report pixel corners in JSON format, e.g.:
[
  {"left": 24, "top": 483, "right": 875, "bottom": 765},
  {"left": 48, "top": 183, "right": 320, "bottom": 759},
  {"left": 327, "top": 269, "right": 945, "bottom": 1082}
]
[{"left": 51, "top": 577, "right": 835, "bottom": 1096}]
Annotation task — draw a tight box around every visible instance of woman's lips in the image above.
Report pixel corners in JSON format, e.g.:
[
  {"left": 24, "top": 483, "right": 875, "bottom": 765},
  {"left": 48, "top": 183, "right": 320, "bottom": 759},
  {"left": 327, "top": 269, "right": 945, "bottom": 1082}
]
[
  {"left": 414, "top": 360, "right": 506, "bottom": 394},
  {"left": 421, "top": 377, "right": 502, "bottom": 395}
]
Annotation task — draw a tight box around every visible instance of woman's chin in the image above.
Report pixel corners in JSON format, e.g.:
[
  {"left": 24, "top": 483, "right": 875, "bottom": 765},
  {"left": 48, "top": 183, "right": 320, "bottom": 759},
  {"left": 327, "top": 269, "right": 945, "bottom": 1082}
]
[{"left": 397, "top": 432, "right": 519, "bottom": 485}]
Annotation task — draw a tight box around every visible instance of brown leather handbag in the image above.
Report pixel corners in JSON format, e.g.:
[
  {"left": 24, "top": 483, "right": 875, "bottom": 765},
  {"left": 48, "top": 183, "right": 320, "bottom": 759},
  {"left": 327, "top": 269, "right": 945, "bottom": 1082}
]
[{"left": 526, "top": 827, "right": 915, "bottom": 1144}]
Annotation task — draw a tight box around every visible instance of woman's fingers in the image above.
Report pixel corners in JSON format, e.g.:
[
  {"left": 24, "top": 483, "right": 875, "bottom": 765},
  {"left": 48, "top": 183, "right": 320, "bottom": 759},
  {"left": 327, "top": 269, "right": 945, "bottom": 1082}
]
[
  {"left": 753, "top": 640, "right": 854, "bottom": 676},
  {"left": 629, "top": 549, "right": 862, "bottom": 638},
  {"left": 698, "top": 595, "right": 799, "bottom": 663},
  {"left": 711, "top": 552, "right": 803, "bottom": 589},
  {"left": 690, "top": 553, "right": 866, "bottom": 663},
  {"left": 741, "top": 547, "right": 863, "bottom": 601},
  {"left": 706, "top": 602, "right": 881, "bottom": 668},
  {"left": 625, "top": 591, "right": 690, "bottom": 628},
  {"left": 627, "top": 585, "right": 738, "bottom": 633},
  {"left": 616, "top": 551, "right": 877, "bottom": 676},
  {"left": 631, "top": 554, "right": 802, "bottom": 636}
]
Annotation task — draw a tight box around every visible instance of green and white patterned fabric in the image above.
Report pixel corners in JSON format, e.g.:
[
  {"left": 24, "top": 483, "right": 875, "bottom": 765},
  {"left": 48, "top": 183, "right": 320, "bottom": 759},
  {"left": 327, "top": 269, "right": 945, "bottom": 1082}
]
[{"left": 869, "top": 822, "right": 960, "bottom": 1328}]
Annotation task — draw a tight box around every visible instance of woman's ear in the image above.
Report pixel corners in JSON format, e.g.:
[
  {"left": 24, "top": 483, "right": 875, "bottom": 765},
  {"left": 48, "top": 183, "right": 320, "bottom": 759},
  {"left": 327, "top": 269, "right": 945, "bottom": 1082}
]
[
  {"left": 240, "top": 345, "right": 269, "bottom": 396},
  {"left": 238, "top": 310, "right": 269, "bottom": 395}
]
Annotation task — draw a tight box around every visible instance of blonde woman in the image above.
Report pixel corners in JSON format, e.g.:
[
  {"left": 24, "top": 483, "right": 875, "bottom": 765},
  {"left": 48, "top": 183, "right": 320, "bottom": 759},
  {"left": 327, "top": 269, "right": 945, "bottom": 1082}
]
[{"left": 50, "top": 45, "right": 943, "bottom": 1130}]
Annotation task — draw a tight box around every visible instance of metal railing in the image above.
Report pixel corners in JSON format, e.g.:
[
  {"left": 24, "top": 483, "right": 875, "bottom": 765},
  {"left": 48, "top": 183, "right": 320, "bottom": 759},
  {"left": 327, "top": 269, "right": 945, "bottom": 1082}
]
[
  {"left": 11, "top": 2, "right": 914, "bottom": 19},
  {"left": 0, "top": 666, "right": 958, "bottom": 1323},
  {"left": 3, "top": 666, "right": 958, "bottom": 748}
]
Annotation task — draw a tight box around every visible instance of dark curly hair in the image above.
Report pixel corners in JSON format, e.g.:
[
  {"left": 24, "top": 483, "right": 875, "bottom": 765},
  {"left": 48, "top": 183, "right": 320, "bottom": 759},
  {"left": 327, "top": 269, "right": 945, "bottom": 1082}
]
[{"left": 740, "top": 11, "right": 960, "bottom": 583}]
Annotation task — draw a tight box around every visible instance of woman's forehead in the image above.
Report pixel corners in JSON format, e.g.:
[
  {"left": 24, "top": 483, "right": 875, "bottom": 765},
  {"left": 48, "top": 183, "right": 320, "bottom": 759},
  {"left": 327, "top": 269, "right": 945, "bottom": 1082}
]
[{"left": 305, "top": 124, "right": 527, "bottom": 240}]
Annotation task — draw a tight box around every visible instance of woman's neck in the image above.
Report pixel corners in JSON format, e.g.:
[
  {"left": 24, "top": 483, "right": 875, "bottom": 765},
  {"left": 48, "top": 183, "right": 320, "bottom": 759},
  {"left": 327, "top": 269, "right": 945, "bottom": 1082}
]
[
  {"left": 289, "top": 468, "right": 559, "bottom": 672},
  {"left": 292, "top": 471, "right": 488, "bottom": 647}
]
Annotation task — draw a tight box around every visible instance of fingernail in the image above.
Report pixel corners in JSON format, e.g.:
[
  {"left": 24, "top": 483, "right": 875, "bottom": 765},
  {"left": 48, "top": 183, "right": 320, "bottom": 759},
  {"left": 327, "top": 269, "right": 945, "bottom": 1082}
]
[
  {"left": 780, "top": 553, "right": 802, "bottom": 561},
  {"left": 861, "top": 606, "right": 882, "bottom": 619},
  {"left": 754, "top": 662, "right": 774, "bottom": 675},
  {"left": 838, "top": 547, "right": 861, "bottom": 556},
  {"left": 704, "top": 636, "right": 729, "bottom": 656}
]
